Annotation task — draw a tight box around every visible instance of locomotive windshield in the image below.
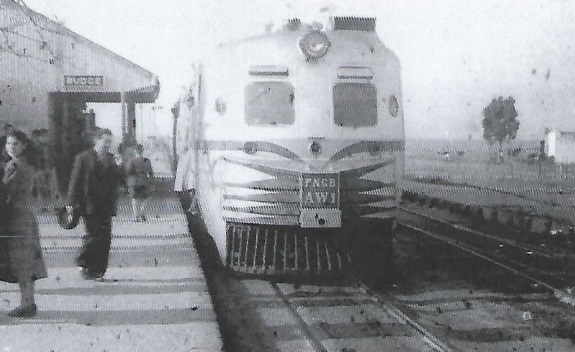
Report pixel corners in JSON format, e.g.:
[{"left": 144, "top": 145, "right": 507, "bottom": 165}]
[
  {"left": 245, "top": 82, "right": 295, "bottom": 126},
  {"left": 333, "top": 83, "right": 377, "bottom": 127}
]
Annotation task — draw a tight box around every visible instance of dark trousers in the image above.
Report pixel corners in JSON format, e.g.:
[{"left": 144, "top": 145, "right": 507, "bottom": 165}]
[{"left": 76, "top": 212, "right": 112, "bottom": 275}]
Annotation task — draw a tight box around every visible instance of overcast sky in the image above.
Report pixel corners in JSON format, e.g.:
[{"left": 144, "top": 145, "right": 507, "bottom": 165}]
[{"left": 24, "top": 0, "right": 575, "bottom": 140}]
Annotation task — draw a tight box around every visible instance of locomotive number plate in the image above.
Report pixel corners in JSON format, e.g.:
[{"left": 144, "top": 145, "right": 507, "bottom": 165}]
[
  {"left": 300, "top": 173, "right": 341, "bottom": 228},
  {"left": 300, "top": 173, "right": 340, "bottom": 208}
]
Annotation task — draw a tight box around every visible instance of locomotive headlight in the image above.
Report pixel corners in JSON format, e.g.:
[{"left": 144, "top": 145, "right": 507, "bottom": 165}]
[
  {"left": 299, "top": 30, "right": 331, "bottom": 60},
  {"left": 388, "top": 95, "right": 399, "bottom": 117}
]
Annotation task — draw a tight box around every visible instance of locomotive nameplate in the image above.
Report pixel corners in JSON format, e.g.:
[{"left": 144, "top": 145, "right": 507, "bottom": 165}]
[
  {"left": 300, "top": 173, "right": 341, "bottom": 228},
  {"left": 300, "top": 173, "right": 340, "bottom": 208}
]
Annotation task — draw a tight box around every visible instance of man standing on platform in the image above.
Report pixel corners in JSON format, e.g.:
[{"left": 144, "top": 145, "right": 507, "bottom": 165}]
[
  {"left": 66, "top": 128, "right": 121, "bottom": 280},
  {"left": 174, "top": 148, "right": 198, "bottom": 216}
]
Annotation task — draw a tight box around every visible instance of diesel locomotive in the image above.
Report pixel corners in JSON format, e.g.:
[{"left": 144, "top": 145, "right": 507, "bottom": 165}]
[{"left": 173, "top": 16, "right": 405, "bottom": 277}]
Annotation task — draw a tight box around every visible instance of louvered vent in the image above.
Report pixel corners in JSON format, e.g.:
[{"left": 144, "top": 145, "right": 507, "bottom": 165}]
[{"left": 333, "top": 17, "right": 376, "bottom": 32}]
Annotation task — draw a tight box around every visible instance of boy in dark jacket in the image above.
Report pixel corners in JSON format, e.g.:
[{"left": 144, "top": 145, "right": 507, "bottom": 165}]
[{"left": 125, "top": 144, "right": 154, "bottom": 222}]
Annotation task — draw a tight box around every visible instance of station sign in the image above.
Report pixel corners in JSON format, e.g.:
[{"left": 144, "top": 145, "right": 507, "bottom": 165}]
[{"left": 64, "top": 75, "right": 104, "bottom": 87}]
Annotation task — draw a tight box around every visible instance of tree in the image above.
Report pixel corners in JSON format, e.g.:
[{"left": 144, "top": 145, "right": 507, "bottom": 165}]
[{"left": 482, "top": 96, "right": 520, "bottom": 163}]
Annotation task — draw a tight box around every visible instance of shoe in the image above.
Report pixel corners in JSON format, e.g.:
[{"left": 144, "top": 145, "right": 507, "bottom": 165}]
[
  {"left": 80, "top": 268, "right": 92, "bottom": 280},
  {"left": 8, "top": 304, "right": 37, "bottom": 318},
  {"left": 80, "top": 267, "right": 103, "bottom": 281}
]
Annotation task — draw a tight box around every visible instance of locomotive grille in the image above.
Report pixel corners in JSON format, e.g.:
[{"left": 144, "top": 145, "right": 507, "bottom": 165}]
[
  {"left": 226, "top": 222, "right": 351, "bottom": 276},
  {"left": 222, "top": 154, "right": 399, "bottom": 225}
]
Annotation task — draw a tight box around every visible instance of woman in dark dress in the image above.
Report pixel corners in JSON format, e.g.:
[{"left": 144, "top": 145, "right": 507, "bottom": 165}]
[{"left": 0, "top": 130, "right": 47, "bottom": 318}]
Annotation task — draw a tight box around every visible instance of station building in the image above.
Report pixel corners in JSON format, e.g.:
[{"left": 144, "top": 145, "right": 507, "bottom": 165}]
[{"left": 0, "top": 0, "right": 159, "bottom": 188}]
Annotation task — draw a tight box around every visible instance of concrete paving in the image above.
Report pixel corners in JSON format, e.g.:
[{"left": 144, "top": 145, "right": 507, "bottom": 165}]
[{"left": 0, "top": 196, "right": 223, "bottom": 352}]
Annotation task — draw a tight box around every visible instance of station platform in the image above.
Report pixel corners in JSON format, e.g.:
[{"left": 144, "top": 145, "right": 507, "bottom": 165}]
[{"left": 0, "top": 196, "right": 223, "bottom": 352}]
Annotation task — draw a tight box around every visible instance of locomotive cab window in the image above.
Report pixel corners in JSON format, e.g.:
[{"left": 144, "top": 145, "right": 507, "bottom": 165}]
[
  {"left": 333, "top": 83, "right": 377, "bottom": 127},
  {"left": 245, "top": 82, "right": 295, "bottom": 126}
]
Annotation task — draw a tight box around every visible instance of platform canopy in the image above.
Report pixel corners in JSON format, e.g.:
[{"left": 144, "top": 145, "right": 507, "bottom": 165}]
[
  {"left": 0, "top": 0, "right": 160, "bottom": 104},
  {"left": 0, "top": 0, "right": 160, "bottom": 134}
]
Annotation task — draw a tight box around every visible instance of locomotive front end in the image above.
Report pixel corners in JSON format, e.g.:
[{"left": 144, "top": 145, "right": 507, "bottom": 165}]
[
  {"left": 222, "top": 140, "right": 402, "bottom": 277},
  {"left": 178, "top": 16, "right": 404, "bottom": 278}
]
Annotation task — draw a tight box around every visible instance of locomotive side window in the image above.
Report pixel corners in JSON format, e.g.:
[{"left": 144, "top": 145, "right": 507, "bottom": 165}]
[
  {"left": 245, "top": 82, "right": 295, "bottom": 126},
  {"left": 333, "top": 83, "right": 377, "bottom": 127}
]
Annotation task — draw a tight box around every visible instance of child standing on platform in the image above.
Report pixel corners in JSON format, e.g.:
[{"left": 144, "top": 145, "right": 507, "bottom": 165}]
[{"left": 126, "top": 144, "right": 154, "bottom": 222}]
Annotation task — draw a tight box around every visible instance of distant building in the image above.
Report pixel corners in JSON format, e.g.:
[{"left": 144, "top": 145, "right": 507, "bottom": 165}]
[{"left": 545, "top": 128, "right": 575, "bottom": 163}]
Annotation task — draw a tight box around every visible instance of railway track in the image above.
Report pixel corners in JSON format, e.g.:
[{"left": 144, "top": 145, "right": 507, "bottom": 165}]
[
  {"left": 236, "top": 279, "right": 455, "bottom": 352},
  {"left": 402, "top": 177, "right": 572, "bottom": 210},
  {"left": 192, "top": 217, "right": 458, "bottom": 350},
  {"left": 401, "top": 179, "right": 575, "bottom": 237},
  {"left": 399, "top": 181, "right": 575, "bottom": 278},
  {"left": 226, "top": 208, "right": 575, "bottom": 351},
  {"left": 398, "top": 205, "right": 575, "bottom": 307}
]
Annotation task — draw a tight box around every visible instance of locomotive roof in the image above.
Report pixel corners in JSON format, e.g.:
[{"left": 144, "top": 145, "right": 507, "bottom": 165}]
[
  {"left": 214, "top": 16, "right": 380, "bottom": 46},
  {"left": 203, "top": 18, "right": 396, "bottom": 68}
]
